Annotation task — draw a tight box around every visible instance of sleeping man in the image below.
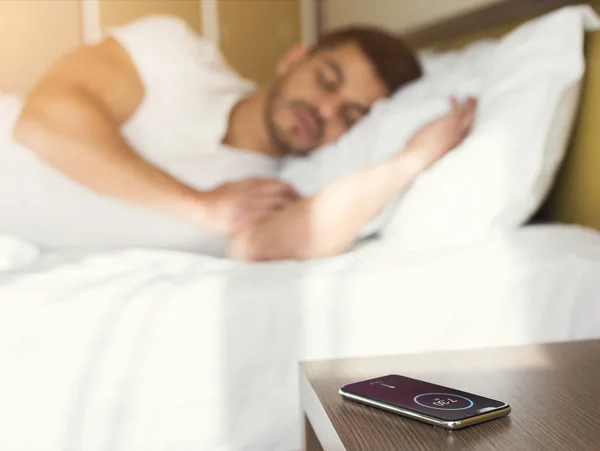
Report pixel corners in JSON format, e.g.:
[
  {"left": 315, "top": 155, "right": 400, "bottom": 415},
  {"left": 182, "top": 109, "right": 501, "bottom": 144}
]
[{"left": 6, "top": 16, "right": 476, "bottom": 261}]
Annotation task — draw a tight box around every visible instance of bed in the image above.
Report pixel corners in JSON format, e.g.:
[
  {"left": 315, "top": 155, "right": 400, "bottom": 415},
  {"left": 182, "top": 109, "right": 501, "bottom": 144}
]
[{"left": 1, "top": 1, "right": 600, "bottom": 450}]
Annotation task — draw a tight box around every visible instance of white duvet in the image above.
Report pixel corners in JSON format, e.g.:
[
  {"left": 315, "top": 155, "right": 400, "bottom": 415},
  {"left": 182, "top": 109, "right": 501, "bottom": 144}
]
[{"left": 1, "top": 225, "right": 599, "bottom": 451}]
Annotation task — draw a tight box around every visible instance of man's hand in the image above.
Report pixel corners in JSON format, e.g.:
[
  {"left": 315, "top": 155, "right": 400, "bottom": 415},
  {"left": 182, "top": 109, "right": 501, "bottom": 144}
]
[
  {"left": 202, "top": 177, "right": 301, "bottom": 235},
  {"left": 404, "top": 97, "right": 477, "bottom": 170}
]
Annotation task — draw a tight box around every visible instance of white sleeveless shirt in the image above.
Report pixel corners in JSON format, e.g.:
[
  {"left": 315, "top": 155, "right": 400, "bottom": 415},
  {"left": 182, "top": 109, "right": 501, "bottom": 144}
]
[{"left": 0, "top": 16, "right": 279, "bottom": 256}]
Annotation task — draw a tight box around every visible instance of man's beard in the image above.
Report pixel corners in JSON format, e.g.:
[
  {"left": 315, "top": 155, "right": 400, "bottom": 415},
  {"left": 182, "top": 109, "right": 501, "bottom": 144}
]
[{"left": 265, "top": 77, "right": 324, "bottom": 156}]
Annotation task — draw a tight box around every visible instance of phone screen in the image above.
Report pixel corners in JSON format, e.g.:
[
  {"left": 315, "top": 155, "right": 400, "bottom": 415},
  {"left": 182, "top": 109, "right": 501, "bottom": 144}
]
[{"left": 341, "top": 374, "right": 508, "bottom": 422}]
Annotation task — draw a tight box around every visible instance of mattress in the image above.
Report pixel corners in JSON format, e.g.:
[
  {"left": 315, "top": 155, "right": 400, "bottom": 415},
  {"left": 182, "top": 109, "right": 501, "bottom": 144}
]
[{"left": 0, "top": 224, "right": 599, "bottom": 450}]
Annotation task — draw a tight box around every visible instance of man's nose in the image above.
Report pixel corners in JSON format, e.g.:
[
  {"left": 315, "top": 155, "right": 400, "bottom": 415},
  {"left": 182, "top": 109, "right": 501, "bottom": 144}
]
[{"left": 318, "top": 96, "right": 341, "bottom": 120}]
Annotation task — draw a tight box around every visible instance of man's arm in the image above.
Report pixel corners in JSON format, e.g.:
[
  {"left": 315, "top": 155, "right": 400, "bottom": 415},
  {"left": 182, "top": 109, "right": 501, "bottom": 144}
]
[
  {"left": 229, "top": 98, "right": 477, "bottom": 261},
  {"left": 229, "top": 152, "right": 426, "bottom": 260},
  {"left": 13, "top": 39, "right": 296, "bottom": 235}
]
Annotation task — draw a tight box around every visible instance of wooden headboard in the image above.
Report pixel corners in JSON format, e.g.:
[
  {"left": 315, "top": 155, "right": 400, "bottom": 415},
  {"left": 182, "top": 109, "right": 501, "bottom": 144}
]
[{"left": 401, "top": 0, "right": 600, "bottom": 231}]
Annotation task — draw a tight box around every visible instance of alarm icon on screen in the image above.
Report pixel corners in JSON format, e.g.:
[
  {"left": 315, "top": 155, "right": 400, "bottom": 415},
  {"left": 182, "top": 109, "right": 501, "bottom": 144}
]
[{"left": 414, "top": 393, "right": 474, "bottom": 410}]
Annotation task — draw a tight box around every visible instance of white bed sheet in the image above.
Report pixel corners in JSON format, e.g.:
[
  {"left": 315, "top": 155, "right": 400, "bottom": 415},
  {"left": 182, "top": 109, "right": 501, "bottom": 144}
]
[{"left": 0, "top": 224, "right": 599, "bottom": 450}]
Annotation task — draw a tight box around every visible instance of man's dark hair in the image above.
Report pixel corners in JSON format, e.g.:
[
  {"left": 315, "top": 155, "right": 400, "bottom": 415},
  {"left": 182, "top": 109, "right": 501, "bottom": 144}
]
[{"left": 313, "top": 27, "right": 422, "bottom": 94}]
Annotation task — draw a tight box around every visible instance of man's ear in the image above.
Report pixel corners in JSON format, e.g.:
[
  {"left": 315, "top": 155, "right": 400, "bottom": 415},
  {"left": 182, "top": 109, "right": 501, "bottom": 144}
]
[{"left": 276, "top": 43, "right": 309, "bottom": 76}]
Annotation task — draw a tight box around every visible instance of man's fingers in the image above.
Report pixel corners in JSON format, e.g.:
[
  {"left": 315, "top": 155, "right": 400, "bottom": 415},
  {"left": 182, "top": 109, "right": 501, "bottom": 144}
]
[
  {"left": 231, "top": 209, "right": 273, "bottom": 234},
  {"left": 464, "top": 97, "right": 477, "bottom": 115},
  {"left": 247, "top": 180, "right": 301, "bottom": 200},
  {"left": 236, "top": 199, "right": 290, "bottom": 230},
  {"left": 241, "top": 209, "right": 273, "bottom": 226},
  {"left": 258, "top": 181, "right": 299, "bottom": 196},
  {"left": 455, "top": 97, "right": 477, "bottom": 131},
  {"left": 450, "top": 97, "right": 460, "bottom": 115},
  {"left": 285, "top": 187, "right": 302, "bottom": 201},
  {"left": 462, "top": 98, "right": 477, "bottom": 129},
  {"left": 243, "top": 177, "right": 273, "bottom": 185},
  {"left": 450, "top": 96, "right": 476, "bottom": 115},
  {"left": 243, "top": 177, "right": 298, "bottom": 192},
  {"left": 242, "top": 177, "right": 282, "bottom": 190},
  {"left": 248, "top": 194, "right": 295, "bottom": 212}
]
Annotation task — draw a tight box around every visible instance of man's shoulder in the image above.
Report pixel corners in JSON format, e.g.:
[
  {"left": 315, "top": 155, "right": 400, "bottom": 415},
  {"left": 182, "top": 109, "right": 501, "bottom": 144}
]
[
  {"left": 111, "top": 14, "right": 196, "bottom": 40},
  {"left": 106, "top": 14, "right": 230, "bottom": 84},
  {"left": 107, "top": 14, "right": 215, "bottom": 61}
]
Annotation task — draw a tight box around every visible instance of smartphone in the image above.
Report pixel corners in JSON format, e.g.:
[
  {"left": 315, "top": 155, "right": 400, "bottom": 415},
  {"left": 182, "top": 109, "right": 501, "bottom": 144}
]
[{"left": 339, "top": 374, "right": 511, "bottom": 430}]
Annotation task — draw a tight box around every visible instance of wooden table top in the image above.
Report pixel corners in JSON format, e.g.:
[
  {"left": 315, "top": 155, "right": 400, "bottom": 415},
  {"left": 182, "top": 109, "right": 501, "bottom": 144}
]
[{"left": 300, "top": 339, "right": 600, "bottom": 451}]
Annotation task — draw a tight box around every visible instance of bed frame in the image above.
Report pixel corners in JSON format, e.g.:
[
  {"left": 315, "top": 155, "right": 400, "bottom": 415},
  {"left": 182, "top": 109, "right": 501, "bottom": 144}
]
[
  {"left": 403, "top": 0, "right": 581, "bottom": 49},
  {"left": 399, "top": 0, "right": 600, "bottom": 232}
]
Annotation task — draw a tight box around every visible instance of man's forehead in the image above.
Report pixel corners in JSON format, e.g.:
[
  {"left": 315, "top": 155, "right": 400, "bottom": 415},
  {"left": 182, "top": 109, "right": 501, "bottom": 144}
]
[{"left": 316, "top": 42, "right": 388, "bottom": 106}]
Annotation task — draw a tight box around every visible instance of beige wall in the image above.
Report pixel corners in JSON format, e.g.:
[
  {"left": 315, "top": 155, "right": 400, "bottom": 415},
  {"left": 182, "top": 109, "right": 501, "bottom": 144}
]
[
  {"left": 0, "top": 0, "right": 83, "bottom": 96},
  {"left": 0, "top": 0, "right": 203, "bottom": 96},
  {"left": 219, "top": 0, "right": 301, "bottom": 84},
  {"left": 0, "top": 0, "right": 303, "bottom": 96},
  {"left": 99, "top": 0, "right": 202, "bottom": 33},
  {"left": 323, "top": 0, "right": 505, "bottom": 33}
]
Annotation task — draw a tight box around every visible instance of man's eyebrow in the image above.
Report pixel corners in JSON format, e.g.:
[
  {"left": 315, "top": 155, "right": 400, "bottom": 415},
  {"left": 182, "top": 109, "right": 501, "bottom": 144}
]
[{"left": 323, "top": 58, "right": 344, "bottom": 85}]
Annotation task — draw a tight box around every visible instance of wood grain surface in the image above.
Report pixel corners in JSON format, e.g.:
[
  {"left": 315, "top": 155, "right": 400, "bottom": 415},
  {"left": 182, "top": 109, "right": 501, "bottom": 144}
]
[{"left": 300, "top": 340, "right": 600, "bottom": 451}]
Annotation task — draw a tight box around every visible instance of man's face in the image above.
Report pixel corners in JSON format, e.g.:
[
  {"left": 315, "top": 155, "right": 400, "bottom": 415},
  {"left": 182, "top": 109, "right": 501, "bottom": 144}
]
[{"left": 265, "top": 42, "right": 388, "bottom": 155}]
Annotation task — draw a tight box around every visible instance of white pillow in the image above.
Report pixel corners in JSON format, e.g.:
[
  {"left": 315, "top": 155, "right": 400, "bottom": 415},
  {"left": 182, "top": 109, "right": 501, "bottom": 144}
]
[{"left": 280, "top": 5, "right": 599, "bottom": 249}]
